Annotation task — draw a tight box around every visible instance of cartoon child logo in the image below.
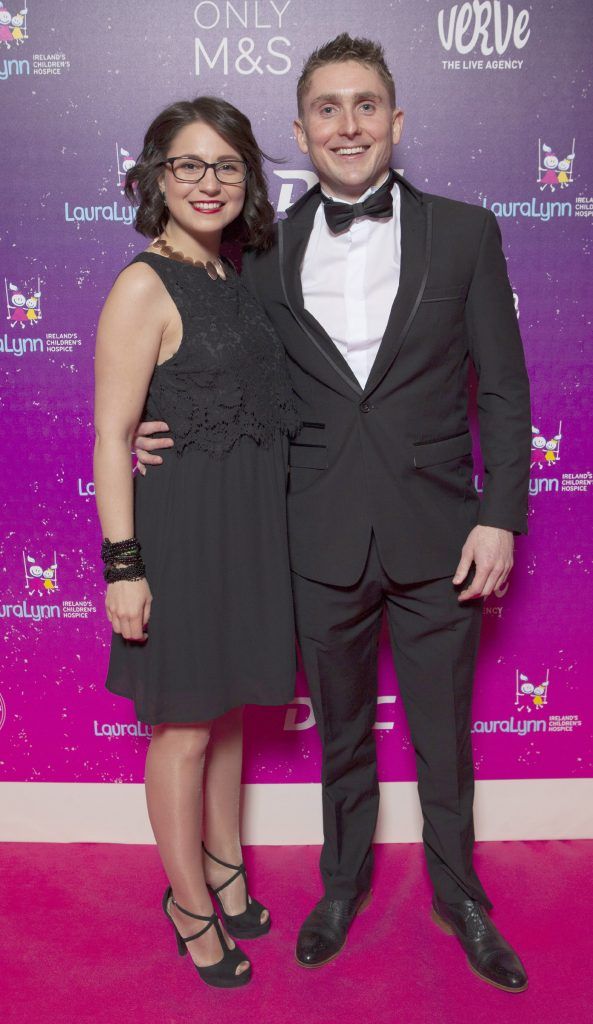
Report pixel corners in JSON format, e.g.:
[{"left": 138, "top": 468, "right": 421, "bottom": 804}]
[
  {"left": 515, "top": 670, "right": 550, "bottom": 713},
  {"left": 116, "top": 145, "right": 136, "bottom": 193},
  {"left": 531, "top": 422, "right": 562, "bottom": 470},
  {"left": 23, "top": 550, "right": 58, "bottom": 597},
  {"left": 0, "top": 4, "right": 28, "bottom": 47},
  {"left": 0, "top": 5, "right": 12, "bottom": 47},
  {"left": 11, "top": 7, "right": 27, "bottom": 42},
  {"left": 538, "top": 140, "right": 576, "bottom": 192},
  {"left": 5, "top": 277, "right": 42, "bottom": 330}
]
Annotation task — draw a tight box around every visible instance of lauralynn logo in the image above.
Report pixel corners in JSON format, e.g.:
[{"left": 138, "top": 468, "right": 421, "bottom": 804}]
[
  {"left": 528, "top": 418, "right": 591, "bottom": 496},
  {"left": 476, "top": 416, "right": 591, "bottom": 496},
  {"left": 116, "top": 144, "right": 136, "bottom": 193},
  {"left": 1, "top": 275, "right": 44, "bottom": 357},
  {"left": 1, "top": 275, "right": 82, "bottom": 357},
  {"left": 0, "top": 4, "right": 71, "bottom": 79},
  {"left": 438, "top": 1, "right": 530, "bottom": 71},
  {"left": 474, "top": 669, "right": 582, "bottom": 736},
  {"left": 538, "top": 140, "right": 576, "bottom": 192},
  {"left": 23, "top": 548, "right": 58, "bottom": 596},
  {"left": 482, "top": 136, "right": 592, "bottom": 221},
  {"left": 64, "top": 142, "right": 136, "bottom": 226},
  {"left": 516, "top": 670, "right": 550, "bottom": 713},
  {"left": 529, "top": 418, "right": 563, "bottom": 496},
  {"left": 516, "top": 670, "right": 585, "bottom": 736},
  {"left": 93, "top": 720, "right": 152, "bottom": 739},
  {"left": 531, "top": 422, "right": 562, "bottom": 471},
  {"left": 4, "top": 276, "right": 42, "bottom": 329},
  {"left": 0, "top": 546, "right": 61, "bottom": 622},
  {"left": 472, "top": 670, "right": 549, "bottom": 735},
  {"left": 0, "top": 544, "right": 97, "bottom": 622},
  {"left": 0, "top": 4, "right": 28, "bottom": 47}
]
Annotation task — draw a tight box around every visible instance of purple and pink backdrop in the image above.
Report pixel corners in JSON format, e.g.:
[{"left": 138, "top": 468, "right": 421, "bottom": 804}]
[{"left": 1, "top": 2, "right": 591, "bottom": 805}]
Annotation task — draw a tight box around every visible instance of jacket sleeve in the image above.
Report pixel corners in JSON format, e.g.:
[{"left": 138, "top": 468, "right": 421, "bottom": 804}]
[{"left": 465, "top": 210, "right": 532, "bottom": 535}]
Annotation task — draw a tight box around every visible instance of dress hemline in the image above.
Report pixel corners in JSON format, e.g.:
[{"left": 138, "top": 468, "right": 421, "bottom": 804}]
[{"left": 105, "top": 682, "right": 296, "bottom": 726}]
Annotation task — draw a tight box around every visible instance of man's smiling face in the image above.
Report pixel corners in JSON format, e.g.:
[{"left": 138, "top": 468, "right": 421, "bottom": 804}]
[{"left": 294, "top": 60, "right": 403, "bottom": 202}]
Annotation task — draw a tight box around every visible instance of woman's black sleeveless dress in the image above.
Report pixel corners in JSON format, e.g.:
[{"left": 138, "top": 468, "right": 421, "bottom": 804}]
[{"left": 105, "top": 251, "right": 300, "bottom": 724}]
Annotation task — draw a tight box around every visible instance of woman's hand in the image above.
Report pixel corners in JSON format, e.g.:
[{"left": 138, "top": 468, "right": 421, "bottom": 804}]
[{"left": 106, "top": 577, "right": 153, "bottom": 641}]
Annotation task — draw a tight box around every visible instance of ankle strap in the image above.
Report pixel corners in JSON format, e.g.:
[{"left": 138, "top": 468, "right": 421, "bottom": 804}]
[
  {"left": 202, "top": 843, "right": 246, "bottom": 895},
  {"left": 202, "top": 843, "right": 240, "bottom": 871},
  {"left": 171, "top": 897, "right": 217, "bottom": 942}
]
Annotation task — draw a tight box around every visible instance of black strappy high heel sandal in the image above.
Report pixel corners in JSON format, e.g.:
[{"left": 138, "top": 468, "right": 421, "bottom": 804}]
[
  {"left": 202, "top": 843, "right": 272, "bottom": 939},
  {"left": 162, "top": 886, "right": 252, "bottom": 988}
]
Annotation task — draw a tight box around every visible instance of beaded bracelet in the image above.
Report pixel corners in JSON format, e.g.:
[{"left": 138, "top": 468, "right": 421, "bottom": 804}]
[
  {"left": 104, "top": 561, "right": 146, "bottom": 584},
  {"left": 101, "top": 537, "right": 141, "bottom": 563},
  {"left": 102, "top": 536, "right": 146, "bottom": 583},
  {"left": 108, "top": 552, "right": 140, "bottom": 565}
]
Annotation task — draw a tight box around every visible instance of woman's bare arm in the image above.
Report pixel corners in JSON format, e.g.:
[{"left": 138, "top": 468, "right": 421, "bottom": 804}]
[{"left": 94, "top": 262, "right": 168, "bottom": 638}]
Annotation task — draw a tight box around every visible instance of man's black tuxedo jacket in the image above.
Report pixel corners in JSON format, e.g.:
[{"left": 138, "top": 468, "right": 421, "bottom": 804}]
[{"left": 242, "top": 172, "right": 531, "bottom": 586}]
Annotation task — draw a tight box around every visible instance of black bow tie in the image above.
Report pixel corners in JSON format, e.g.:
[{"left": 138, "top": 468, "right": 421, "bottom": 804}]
[{"left": 321, "top": 171, "right": 395, "bottom": 233}]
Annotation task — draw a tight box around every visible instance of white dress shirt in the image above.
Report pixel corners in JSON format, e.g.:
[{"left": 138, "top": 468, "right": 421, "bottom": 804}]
[{"left": 301, "top": 175, "right": 401, "bottom": 388}]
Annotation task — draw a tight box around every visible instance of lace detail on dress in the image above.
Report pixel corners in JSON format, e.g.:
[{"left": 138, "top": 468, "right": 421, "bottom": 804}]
[
  {"left": 133, "top": 252, "right": 300, "bottom": 458},
  {"left": 150, "top": 353, "right": 300, "bottom": 458}
]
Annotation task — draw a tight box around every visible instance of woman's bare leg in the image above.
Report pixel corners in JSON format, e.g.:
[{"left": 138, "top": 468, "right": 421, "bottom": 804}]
[
  {"left": 145, "top": 722, "right": 250, "bottom": 974},
  {"left": 203, "top": 707, "right": 268, "bottom": 924}
]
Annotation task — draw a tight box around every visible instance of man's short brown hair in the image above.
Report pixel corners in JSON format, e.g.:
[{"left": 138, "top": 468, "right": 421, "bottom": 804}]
[{"left": 297, "top": 32, "right": 396, "bottom": 116}]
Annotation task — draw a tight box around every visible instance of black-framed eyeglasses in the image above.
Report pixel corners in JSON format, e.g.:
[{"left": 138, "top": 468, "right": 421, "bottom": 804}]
[{"left": 158, "top": 155, "right": 248, "bottom": 185}]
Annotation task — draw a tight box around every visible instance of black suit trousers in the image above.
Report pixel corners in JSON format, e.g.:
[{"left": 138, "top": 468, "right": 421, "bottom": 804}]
[{"left": 292, "top": 534, "right": 492, "bottom": 910}]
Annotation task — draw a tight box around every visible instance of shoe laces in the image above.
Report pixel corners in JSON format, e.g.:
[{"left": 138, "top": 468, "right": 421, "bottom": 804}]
[{"left": 464, "top": 900, "right": 489, "bottom": 939}]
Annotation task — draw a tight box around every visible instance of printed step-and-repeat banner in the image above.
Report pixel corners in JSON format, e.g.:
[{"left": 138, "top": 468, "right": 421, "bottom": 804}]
[{"left": 1, "top": 2, "right": 591, "bottom": 832}]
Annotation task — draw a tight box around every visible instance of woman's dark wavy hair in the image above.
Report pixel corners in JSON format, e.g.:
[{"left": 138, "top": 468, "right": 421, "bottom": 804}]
[{"left": 125, "top": 97, "right": 275, "bottom": 251}]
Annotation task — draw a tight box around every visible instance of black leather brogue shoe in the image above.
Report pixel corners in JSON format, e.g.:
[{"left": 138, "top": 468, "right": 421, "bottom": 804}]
[
  {"left": 432, "top": 895, "right": 528, "bottom": 993},
  {"left": 295, "top": 891, "right": 372, "bottom": 968}
]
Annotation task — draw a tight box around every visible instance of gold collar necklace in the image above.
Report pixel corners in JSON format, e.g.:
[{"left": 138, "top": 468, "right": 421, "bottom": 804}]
[{"left": 151, "top": 237, "right": 226, "bottom": 281}]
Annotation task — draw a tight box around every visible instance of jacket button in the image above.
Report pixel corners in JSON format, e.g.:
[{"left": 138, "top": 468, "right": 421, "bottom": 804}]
[{"left": 360, "top": 402, "right": 371, "bottom": 413}]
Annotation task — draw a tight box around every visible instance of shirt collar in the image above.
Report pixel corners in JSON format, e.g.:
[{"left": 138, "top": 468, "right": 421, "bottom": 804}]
[{"left": 320, "top": 170, "right": 392, "bottom": 206}]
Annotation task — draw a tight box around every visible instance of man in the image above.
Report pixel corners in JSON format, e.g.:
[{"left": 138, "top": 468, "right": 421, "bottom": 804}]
[{"left": 135, "top": 34, "right": 531, "bottom": 992}]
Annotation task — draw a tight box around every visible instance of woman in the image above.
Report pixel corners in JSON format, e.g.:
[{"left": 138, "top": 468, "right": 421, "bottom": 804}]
[{"left": 94, "top": 97, "right": 299, "bottom": 988}]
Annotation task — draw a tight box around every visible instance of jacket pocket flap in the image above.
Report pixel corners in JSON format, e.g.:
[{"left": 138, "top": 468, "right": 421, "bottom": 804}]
[
  {"left": 413, "top": 431, "right": 472, "bottom": 468},
  {"left": 289, "top": 444, "right": 328, "bottom": 470},
  {"left": 421, "top": 285, "right": 466, "bottom": 303},
  {"left": 295, "top": 422, "right": 326, "bottom": 445}
]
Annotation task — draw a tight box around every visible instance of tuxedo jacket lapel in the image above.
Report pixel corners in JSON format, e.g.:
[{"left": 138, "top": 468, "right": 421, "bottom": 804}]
[
  {"left": 364, "top": 180, "right": 432, "bottom": 396},
  {"left": 278, "top": 190, "right": 364, "bottom": 398},
  {"left": 277, "top": 172, "right": 432, "bottom": 400}
]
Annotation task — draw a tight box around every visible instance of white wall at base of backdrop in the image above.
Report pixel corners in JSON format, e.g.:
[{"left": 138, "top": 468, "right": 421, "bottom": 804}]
[{"left": 1, "top": 779, "right": 592, "bottom": 845}]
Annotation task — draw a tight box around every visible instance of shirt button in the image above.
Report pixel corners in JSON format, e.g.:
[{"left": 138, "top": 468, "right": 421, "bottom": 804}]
[{"left": 360, "top": 402, "right": 371, "bottom": 413}]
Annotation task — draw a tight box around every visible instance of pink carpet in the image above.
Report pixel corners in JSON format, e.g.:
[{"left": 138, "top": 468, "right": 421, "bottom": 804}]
[{"left": 2, "top": 840, "right": 590, "bottom": 1024}]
